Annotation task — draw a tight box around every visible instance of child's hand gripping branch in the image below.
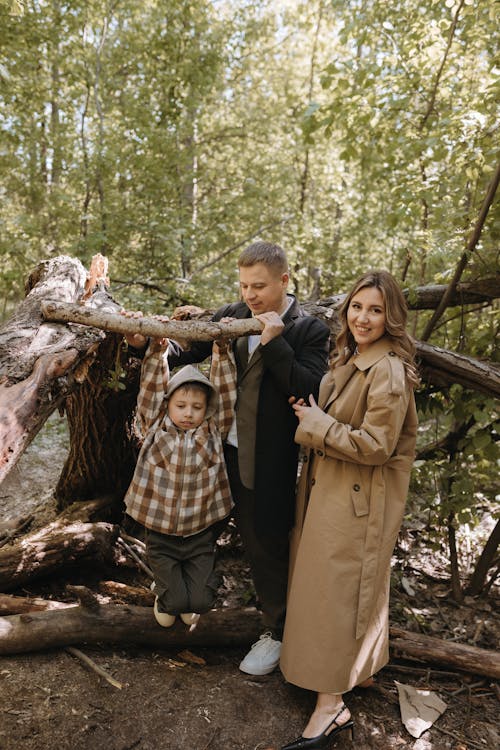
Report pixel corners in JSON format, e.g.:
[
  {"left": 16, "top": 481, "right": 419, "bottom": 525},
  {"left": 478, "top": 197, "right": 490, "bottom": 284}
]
[{"left": 120, "top": 309, "right": 170, "bottom": 349}]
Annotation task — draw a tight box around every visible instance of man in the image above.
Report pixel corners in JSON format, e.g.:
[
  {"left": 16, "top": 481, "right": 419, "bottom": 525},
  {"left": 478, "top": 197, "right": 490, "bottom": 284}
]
[{"left": 168, "top": 241, "right": 330, "bottom": 676}]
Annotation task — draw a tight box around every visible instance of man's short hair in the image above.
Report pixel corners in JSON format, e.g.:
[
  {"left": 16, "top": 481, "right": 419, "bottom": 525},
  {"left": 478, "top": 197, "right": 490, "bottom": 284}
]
[{"left": 238, "top": 241, "right": 288, "bottom": 274}]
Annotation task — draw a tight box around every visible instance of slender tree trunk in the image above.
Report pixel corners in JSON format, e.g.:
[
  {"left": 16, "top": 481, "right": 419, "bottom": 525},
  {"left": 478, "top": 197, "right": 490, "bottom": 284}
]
[
  {"left": 447, "top": 510, "right": 463, "bottom": 603},
  {"left": 466, "top": 518, "right": 500, "bottom": 596}
]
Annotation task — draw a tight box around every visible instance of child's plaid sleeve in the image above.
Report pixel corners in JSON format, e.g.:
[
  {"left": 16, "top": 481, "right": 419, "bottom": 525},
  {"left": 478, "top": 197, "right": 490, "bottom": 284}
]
[
  {"left": 210, "top": 340, "right": 237, "bottom": 440},
  {"left": 136, "top": 340, "right": 169, "bottom": 434}
]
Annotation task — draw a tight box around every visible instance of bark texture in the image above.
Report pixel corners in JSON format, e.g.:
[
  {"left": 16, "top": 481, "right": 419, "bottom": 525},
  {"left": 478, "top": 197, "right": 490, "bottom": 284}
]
[{"left": 0, "top": 521, "right": 119, "bottom": 591}]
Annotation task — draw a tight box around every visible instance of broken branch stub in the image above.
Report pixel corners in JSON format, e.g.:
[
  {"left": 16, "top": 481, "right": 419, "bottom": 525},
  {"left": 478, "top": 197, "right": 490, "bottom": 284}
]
[{"left": 41, "top": 301, "right": 264, "bottom": 342}]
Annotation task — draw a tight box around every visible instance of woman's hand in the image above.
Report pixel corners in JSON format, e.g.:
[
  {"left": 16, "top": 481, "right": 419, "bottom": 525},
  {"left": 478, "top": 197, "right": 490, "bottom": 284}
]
[{"left": 290, "top": 394, "right": 321, "bottom": 423}]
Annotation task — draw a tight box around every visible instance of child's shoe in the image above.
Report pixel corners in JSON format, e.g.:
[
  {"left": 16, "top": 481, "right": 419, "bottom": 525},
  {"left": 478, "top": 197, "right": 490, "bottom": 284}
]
[
  {"left": 154, "top": 598, "right": 175, "bottom": 627},
  {"left": 180, "top": 612, "right": 200, "bottom": 626}
]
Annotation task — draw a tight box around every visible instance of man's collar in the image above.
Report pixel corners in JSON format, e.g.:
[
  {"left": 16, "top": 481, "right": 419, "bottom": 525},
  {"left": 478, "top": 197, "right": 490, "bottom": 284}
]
[{"left": 249, "top": 293, "right": 295, "bottom": 320}]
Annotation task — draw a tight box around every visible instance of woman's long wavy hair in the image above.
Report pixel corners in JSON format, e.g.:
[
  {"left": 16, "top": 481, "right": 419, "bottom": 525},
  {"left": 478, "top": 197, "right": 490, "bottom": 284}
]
[{"left": 333, "top": 270, "right": 420, "bottom": 388}]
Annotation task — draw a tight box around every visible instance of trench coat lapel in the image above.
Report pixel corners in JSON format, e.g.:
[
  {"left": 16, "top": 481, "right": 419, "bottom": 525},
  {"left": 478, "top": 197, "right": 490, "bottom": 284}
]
[
  {"left": 320, "top": 363, "right": 356, "bottom": 411},
  {"left": 321, "top": 338, "right": 393, "bottom": 412}
]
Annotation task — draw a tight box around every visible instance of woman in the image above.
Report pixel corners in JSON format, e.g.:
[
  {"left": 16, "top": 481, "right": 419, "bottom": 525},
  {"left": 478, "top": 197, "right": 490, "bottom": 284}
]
[{"left": 279, "top": 270, "right": 419, "bottom": 749}]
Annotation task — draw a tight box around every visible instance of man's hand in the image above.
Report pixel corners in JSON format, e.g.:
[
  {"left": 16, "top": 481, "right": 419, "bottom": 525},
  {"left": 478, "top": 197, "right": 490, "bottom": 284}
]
[{"left": 256, "top": 311, "right": 284, "bottom": 345}]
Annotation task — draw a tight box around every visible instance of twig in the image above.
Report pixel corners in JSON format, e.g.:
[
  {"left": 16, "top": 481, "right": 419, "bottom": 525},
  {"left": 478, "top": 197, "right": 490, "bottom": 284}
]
[
  {"left": 118, "top": 536, "right": 154, "bottom": 578},
  {"left": 386, "top": 663, "right": 464, "bottom": 680},
  {"left": 450, "top": 679, "right": 485, "bottom": 697},
  {"left": 201, "top": 727, "right": 220, "bottom": 750},
  {"left": 0, "top": 514, "right": 34, "bottom": 547},
  {"left": 65, "top": 646, "right": 124, "bottom": 689},
  {"left": 120, "top": 531, "right": 146, "bottom": 551},
  {"left": 121, "top": 740, "right": 141, "bottom": 750},
  {"left": 432, "top": 723, "right": 486, "bottom": 750}
]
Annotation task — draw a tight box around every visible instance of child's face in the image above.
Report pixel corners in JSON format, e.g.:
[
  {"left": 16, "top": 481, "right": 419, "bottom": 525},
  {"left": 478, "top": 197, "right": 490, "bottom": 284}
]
[{"left": 167, "top": 386, "right": 208, "bottom": 430}]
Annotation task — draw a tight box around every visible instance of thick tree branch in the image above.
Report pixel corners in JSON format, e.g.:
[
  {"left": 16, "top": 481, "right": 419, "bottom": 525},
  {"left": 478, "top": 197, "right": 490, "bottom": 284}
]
[
  {"left": 415, "top": 341, "right": 500, "bottom": 398},
  {"left": 41, "top": 301, "right": 264, "bottom": 342}
]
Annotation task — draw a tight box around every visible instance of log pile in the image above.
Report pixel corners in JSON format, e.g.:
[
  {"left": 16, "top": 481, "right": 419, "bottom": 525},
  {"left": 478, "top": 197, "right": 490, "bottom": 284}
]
[{"left": 0, "top": 503, "right": 498, "bottom": 681}]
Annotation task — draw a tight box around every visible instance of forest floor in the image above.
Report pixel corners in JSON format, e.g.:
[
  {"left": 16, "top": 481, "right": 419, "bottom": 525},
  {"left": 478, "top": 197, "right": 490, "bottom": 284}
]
[{"left": 0, "top": 415, "right": 498, "bottom": 750}]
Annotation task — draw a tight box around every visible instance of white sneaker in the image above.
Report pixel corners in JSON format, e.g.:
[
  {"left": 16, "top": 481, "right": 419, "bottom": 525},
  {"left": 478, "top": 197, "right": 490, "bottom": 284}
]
[
  {"left": 239, "top": 631, "right": 281, "bottom": 675},
  {"left": 153, "top": 598, "right": 175, "bottom": 627},
  {"left": 180, "top": 612, "right": 200, "bottom": 626}
]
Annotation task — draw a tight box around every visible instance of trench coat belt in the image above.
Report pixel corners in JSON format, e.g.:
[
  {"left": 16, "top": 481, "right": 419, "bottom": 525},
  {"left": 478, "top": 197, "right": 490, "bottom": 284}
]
[{"left": 355, "top": 464, "right": 386, "bottom": 640}]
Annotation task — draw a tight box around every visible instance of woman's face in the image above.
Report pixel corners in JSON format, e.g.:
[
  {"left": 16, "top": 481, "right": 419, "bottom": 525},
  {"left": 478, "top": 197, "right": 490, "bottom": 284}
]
[{"left": 347, "top": 286, "right": 386, "bottom": 353}]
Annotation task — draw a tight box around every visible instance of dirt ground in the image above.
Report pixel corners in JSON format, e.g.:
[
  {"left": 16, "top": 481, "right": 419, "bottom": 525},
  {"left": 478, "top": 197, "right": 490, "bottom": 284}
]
[{"left": 0, "top": 415, "right": 498, "bottom": 750}]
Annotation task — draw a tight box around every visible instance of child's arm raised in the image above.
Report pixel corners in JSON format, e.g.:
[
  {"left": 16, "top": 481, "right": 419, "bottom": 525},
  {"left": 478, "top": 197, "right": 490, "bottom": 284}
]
[{"left": 134, "top": 318, "right": 170, "bottom": 434}]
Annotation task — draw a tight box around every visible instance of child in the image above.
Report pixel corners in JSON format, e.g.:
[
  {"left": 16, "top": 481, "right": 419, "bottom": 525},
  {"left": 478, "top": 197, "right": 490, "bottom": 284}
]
[{"left": 124, "top": 336, "right": 233, "bottom": 627}]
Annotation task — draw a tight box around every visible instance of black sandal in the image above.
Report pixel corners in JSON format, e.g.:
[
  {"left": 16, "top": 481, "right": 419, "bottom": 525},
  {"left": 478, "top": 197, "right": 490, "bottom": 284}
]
[{"left": 281, "top": 704, "right": 354, "bottom": 750}]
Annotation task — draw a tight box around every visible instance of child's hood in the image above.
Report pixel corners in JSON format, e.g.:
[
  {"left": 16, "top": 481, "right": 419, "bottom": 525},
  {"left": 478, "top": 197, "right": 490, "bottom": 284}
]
[{"left": 165, "top": 364, "right": 219, "bottom": 420}]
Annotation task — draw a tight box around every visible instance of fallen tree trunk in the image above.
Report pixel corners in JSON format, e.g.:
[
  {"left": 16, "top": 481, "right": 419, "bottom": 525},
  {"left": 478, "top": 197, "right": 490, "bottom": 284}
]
[
  {"left": 403, "top": 277, "right": 500, "bottom": 310},
  {"left": 0, "top": 603, "right": 263, "bottom": 654},
  {"left": 416, "top": 340, "right": 500, "bottom": 397},
  {"left": 318, "top": 276, "right": 500, "bottom": 310},
  {"left": 0, "top": 603, "right": 498, "bottom": 680},
  {"left": 0, "top": 582, "right": 153, "bottom": 615},
  {"left": 0, "top": 521, "right": 119, "bottom": 591},
  {"left": 389, "top": 626, "right": 500, "bottom": 680},
  {"left": 0, "top": 255, "right": 116, "bottom": 485}
]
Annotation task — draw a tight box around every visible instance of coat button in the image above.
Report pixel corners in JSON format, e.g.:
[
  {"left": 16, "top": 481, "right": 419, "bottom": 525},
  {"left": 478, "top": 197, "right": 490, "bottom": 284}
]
[
  {"left": 353, "top": 483, "right": 360, "bottom": 491},
  {"left": 317, "top": 449, "right": 324, "bottom": 457},
  {"left": 388, "top": 351, "right": 395, "bottom": 356},
  {"left": 303, "top": 455, "right": 308, "bottom": 463},
  {"left": 311, "top": 478, "right": 316, "bottom": 486}
]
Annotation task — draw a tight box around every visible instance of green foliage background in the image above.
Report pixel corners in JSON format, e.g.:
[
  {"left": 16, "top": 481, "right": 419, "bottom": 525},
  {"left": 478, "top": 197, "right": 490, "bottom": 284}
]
[{"left": 0, "top": 0, "right": 498, "bottom": 592}]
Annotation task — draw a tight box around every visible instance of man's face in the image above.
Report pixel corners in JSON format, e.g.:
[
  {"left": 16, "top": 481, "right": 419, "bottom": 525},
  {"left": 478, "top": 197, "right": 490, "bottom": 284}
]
[{"left": 239, "top": 263, "right": 289, "bottom": 315}]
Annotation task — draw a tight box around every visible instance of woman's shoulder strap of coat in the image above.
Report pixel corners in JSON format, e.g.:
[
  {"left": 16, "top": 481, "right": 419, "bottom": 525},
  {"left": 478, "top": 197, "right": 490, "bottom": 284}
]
[{"left": 378, "top": 350, "right": 407, "bottom": 397}]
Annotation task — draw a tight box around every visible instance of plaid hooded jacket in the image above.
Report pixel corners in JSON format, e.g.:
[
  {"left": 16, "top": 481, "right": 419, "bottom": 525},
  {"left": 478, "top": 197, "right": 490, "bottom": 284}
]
[{"left": 124, "top": 341, "right": 234, "bottom": 537}]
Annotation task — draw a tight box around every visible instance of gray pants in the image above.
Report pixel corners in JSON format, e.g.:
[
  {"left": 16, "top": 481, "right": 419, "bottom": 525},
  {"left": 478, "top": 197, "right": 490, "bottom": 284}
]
[{"left": 146, "top": 521, "right": 226, "bottom": 615}]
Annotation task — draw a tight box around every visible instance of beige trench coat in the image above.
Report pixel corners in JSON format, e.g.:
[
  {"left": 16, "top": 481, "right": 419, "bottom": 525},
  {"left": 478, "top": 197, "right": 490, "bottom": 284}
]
[{"left": 280, "top": 337, "right": 418, "bottom": 694}]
